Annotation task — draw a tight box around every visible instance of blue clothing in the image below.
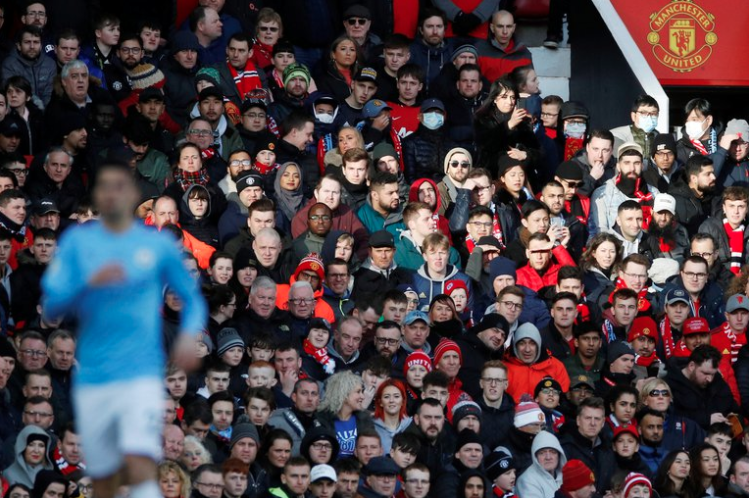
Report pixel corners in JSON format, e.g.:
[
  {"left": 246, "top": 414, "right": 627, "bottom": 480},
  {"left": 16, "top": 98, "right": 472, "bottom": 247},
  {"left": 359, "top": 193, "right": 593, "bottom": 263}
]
[
  {"left": 335, "top": 416, "right": 358, "bottom": 458},
  {"left": 41, "top": 222, "right": 207, "bottom": 386}
]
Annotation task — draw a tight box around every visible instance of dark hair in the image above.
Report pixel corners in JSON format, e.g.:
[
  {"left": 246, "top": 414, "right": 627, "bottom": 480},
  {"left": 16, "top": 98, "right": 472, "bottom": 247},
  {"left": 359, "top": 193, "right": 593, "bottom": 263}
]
[
  {"left": 637, "top": 406, "right": 665, "bottom": 421},
  {"left": 631, "top": 95, "right": 659, "bottom": 113},
  {"left": 576, "top": 396, "right": 605, "bottom": 416},
  {"left": 458, "top": 63, "right": 481, "bottom": 79},
  {"left": 392, "top": 432, "right": 421, "bottom": 456},
  {"left": 415, "top": 397, "right": 443, "bottom": 414},
  {"left": 5, "top": 75, "right": 32, "bottom": 99},
  {"left": 551, "top": 291, "right": 577, "bottom": 306},
  {"left": 382, "top": 291, "right": 407, "bottom": 306},
  {"left": 654, "top": 449, "right": 692, "bottom": 498},
  {"left": 189, "top": 6, "right": 209, "bottom": 33},
  {"left": 183, "top": 400, "right": 213, "bottom": 426},
  {"left": 422, "top": 370, "right": 449, "bottom": 389},
  {"left": 468, "top": 205, "right": 493, "bottom": 220},
  {"left": 612, "top": 288, "right": 638, "bottom": 305},
  {"left": 94, "top": 12, "right": 119, "bottom": 31},
  {"left": 206, "top": 284, "right": 235, "bottom": 314},
  {"left": 281, "top": 110, "right": 314, "bottom": 136},
  {"left": 193, "top": 463, "right": 223, "bottom": 482},
  {"left": 262, "top": 428, "right": 294, "bottom": 464},
  {"left": 117, "top": 32, "right": 142, "bottom": 48},
  {"left": 56, "top": 29, "right": 80, "bottom": 45},
  {"left": 137, "top": 18, "right": 163, "bottom": 33},
  {"left": 521, "top": 199, "right": 549, "bottom": 219},
  {"left": 617, "top": 199, "right": 643, "bottom": 214},
  {"left": 684, "top": 98, "right": 712, "bottom": 119},
  {"left": 17, "top": 25, "right": 42, "bottom": 42},
  {"left": 418, "top": 7, "right": 447, "bottom": 27},
  {"left": 245, "top": 386, "right": 276, "bottom": 411},
  {"left": 209, "top": 251, "right": 233, "bottom": 268},
  {"left": 589, "top": 129, "right": 615, "bottom": 144},
  {"left": 606, "top": 384, "right": 639, "bottom": 413},
  {"left": 542, "top": 95, "right": 563, "bottom": 107},
  {"left": 0, "top": 170, "right": 18, "bottom": 188},
  {"left": 0, "top": 189, "right": 28, "bottom": 207},
  {"left": 476, "top": 76, "right": 516, "bottom": 120},
  {"left": 248, "top": 198, "right": 275, "bottom": 216},
  {"left": 509, "top": 65, "right": 535, "bottom": 93},
  {"left": 680, "top": 255, "right": 707, "bottom": 271},
  {"left": 690, "top": 232, "right": 717, "bottom": 248},
  {"left": 688, "top": 345, "right": 722, "bottom": 369},
  {"left": 333, "top": 457, "right": 361, "bottom": 475},
  {"left": 33, "top": 227, "right": 57, "bottom": 241},
  {"left": 688, "top": 443, "right": 727, "bottom": 497},
  {"left": 685, "top": 155, "right": 713, "bottom": 181},
  {"left": 228, "top": 32, "right": 251, "bottom": 47},
  {"left": 383, "top": 34, "right": 410, "bottom": 51},
  {"left": 706, "top": 422, "right": 733, "bottom": 439},
  {"left": 396, "top": 63, "right": 425, "bottom": 83},
  {"left": 123, "top": 113, "right": 153, "bottom": 145},
  {"left": 362, "top": 355, "right": 391, "bottom": 378},
  {"left": 557, "top": 265, "right": 582, "bottom": 283}
]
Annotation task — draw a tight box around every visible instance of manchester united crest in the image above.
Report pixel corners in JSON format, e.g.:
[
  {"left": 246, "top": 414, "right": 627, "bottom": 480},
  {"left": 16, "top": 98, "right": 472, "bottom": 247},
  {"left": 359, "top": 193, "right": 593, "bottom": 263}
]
[{"left": 647, "top": 0, "right": 717, "bottom": 72}]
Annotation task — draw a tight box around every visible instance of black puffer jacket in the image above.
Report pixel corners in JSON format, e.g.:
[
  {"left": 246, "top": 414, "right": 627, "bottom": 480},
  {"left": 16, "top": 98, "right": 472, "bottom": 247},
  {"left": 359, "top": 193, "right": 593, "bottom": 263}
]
[
  {"left": 161, "top": 56, "right": 198, "bottom": 127},
  {"left": 698, "top": 216, "right": 749, "bottom": 274},
  {"left": 473, "top": 106, "right": 540, "bottom": 178},
  {"left": 670, "top": 181, "right": 720, "bottom": 236},
  {"left": 179, "top": 185, "right": 220, "bottom": 248},
  {"left": 733, "top": 344, "right": 749, "bottom": 418},
  {"left": 315, "top": 61, "right": 352, "bottom": 103},
  {"left": 402, "top": 125, "right": 456, "bottom": 184},
  {"left": 444, "top": 92, "right": 484, "bottom": 158}
]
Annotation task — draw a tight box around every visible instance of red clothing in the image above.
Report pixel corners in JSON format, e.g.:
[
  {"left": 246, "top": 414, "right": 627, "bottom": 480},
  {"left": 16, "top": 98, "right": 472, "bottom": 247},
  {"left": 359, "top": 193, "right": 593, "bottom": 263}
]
[
  {"left": 250, "top": 40, "right": 274, "bottom": 70},
  {"left": 393, "top": 0, "right": 420, "bottom": 37},
  {"left": 276, "top": 280, "right": 336, "bottom": 323},
  {"left": 444, "top": 0, "right": 491, "bottom": 39},
  {"left": 387, "top": 101, "right": 420, "bottom": 139},
  {"left": 477, "top": 38, "right": 534, "bottom": 83},
  {"left": 408, "top": 179, "right": 453, "bottom": 243},
  {"left": 515, "top": 245, "right": 575, "bottom": 291},
  {"left": 711, "top": 322, "right": 746, "bottom": 404},
  {"left": 144, "top": 216, "right": 215, "bottom": 269},
  {"left": 504, "top": 354, "right": 570, "bottom": 403},
  {"left": 291, "top": 199, "right": 370, "bottom": 261}
]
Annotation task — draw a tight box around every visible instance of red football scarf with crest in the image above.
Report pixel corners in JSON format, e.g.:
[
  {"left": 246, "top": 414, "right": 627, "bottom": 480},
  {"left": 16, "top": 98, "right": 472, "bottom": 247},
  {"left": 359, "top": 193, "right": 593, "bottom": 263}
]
[
  {"left": 724, "top": 218, "right": 745, "bottom": 274},
  {"left": 228, "top": 61, "right": 263, "bottom": 100}
]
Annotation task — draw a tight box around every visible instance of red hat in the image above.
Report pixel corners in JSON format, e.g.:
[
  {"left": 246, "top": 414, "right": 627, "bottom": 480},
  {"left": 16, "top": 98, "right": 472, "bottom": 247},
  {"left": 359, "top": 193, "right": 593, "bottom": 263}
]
[
  {"left": 627, "top": 316, "right": 659, "bottom": 343},
  {"left": 403, "top": 351, "right": 432, "bottom": 377},
  {"left": 561, "top": 460, "right": 595, "bottom": 493},
  {"left": 622, "top": 473, "right": 652, "bottom": 498},
  {"left": 433, "top": 338, "right": 462, "bottom": 366},
  {"left": 682, "top": 317, "right": 710, "bottom": 336},
  {"left": 445, "top": 280, "right": 469, "bottom": 298},
  {"left": 294, "top": 253, "right": 325, "bottom": 282},
  {"left": 612, "top": 425, "right": 640, "bottom": 442}
]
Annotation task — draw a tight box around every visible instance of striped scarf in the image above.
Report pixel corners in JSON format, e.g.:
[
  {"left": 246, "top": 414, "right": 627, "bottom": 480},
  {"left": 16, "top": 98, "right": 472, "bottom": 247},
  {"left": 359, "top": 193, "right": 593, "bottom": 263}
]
[
  {"left": 723, "top": 218, "right": 745, "bottom": 274},
  {"left": 228, "top": 61, "right": 263, "bottom": 101}
]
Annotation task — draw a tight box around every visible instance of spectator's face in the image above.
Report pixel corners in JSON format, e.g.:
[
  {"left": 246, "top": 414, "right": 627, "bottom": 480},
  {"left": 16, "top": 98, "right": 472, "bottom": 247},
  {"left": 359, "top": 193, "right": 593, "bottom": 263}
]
[
  {"left": 22, "top": 3, "right": 46, "bottom": 27},
  {"left": 436, "top": 350, "right": 460, "bottom": 379},
  {"left": 612, "top": 297, "right": 638, "bottom": 327},
  {"left": 335, "top": 240, "right": 353, "bottom": 262},
  {"left": 417, "top": 182, "right": 437, "bottom": 210},
  {"left": 383, "top": 48, "right": 409, "bottom": 73},
  {"left": 60, "top": 431, "right": 82, "bottom": 464},
  {"left": 343, "top": 159, "right": 367, "bottom": 185},
  {"left": 614, "top": 433, "right": 639, "bottom": 458},
  {"left": 351, "top": 80, "right": 377, "bottom": 105},
  {"left": 688, "top": 359, "right": 717, "bottom": 389},
  {"left": 368, "top": 474, "right": 397, "bottom": 497},
  {"left": 247, "top": 366, "right": 274, "bottom": 388},
  {"left": 652, "top": 210, "right": 673, "bottom": 229},
  {"left": 205, "top": 370, "right": 230, "bottom": 393},
  {"left": 242, "top": 106, "right": 266, "bottom": 132},
  {"left": 500, "top": 166, "right": 525, "bottom": 194},
  {"left": 278, "top": 164, "right": 300, "bottom": 191},
  {"left": 337, "top": 472, "right": 359, "bottom": 498},
  {"left": 211, "top": 401, "right": 233, "bottom": 431},
  {"left": 610, "top": 354, "right": 635, "bottom": 375},
  {"left": 22, "top": 401, "right": 54, "bottom": 428},
  {"left": 653, "top": 147, "right": 676, "bottom": 171},
  {"left": 371, "top": 183, "right": 400, "bottom": 214},
  {"left": 381, "top": 301, "right": 406, "bottom": 325},
  {"left": 618, "top": 154, "right": 643, "bottom": 179},
  {"left": 680, "top": 260, "right": 708, "bottom": 295},
  {"left": 523, "top": 209, "right": 550, "bottom": 235},
  {"left": 467, "top": 214, "right": 492, "bottom": 241},
  {"left": 286, "top": 76, "right": 308, "bottom": 98},
  {"left": 334, "top": 321, "right": 363, "bottom": 358},
  {"left": 331, "top": 39, "right": 357, "bottom": 68},
  {"left": 152, "top": 198, "right": 179, "bottom": 227},
  {"left": 325, "top": 264, "right": 349, "bottom": 295},
  {"left": 403, "top": 470, "right": 430, "bottom": 498},
  {"left": 731, "top": 461, "right": 749, "bottom": 493},
  {"left": 227, "top": 152, "right": 252, "bottom": 179},
  {"left": 140, "top": 27, "right": 161, "bottom": 52},
  {"left": 117, "top": 39, "right": 143, "bottom": 68},
  {"left": 195, "top": 471, "right": 224, "bottom": 498},
  {"left": 397, "top": 75, "right": 422, "bottom": 102},
  {"left": 18, "top": 33, "right": 41, "bottom": 59},
  {"left": 419, "top": 16, "right": 445, "bottom": 46},
  {"left": 0, "top": 133, "right": 20, "bottom": 153},
  {"left": 273, "top": 51, "right": 294, "bottom": 72},
  {"left": 526, "top": 239, "right": 552, "bottom": 271},
  {"left": 174, "top": 49, "right": 198, "bottom": 70},
  {"left": 536, "top": 448, "right": 559, "bottom": 473},
  {"left": 618, "top": 262, "right": 648, "bottom": 292},
  {"left": 256, "top": 21, "right": 281, "bottom": 45},
  {"left": 457, "top": 70, "right": 481, "bottom": 99},
  {"left": 310, "top": 480, "right": 336, "bottom": 498},
  {"left": 239, "top": 186, "right": 264, "bottom": 208},
  {"left": 48, "top": 337, "right": 74, "bottom": 370},
  {"left": 209, "top": 257, "right": 232, "bottom": 285},
  {"left": 65, "top": 128, "right": 88, "bottom": 151},
  {"left": 0, "top": 176, "right": 13, "bottom": 191},
  {"left": 424, "top": 245, "right": 447, "bottom": 274},
  {"left": 226, "top": 39, "right": 250, "bottom": 69},
  {"left": 288, "top": 285, "right": 315, "bottom": 319},
  {"left": 199, "top": 96, "right": 224, "bottom": 125},
  {"left": 136, "top": 97, "right": 165, "bottom": 124},
  {"left": 291, "top": 381, "right": 319, "bottom": 414},
  {"left": 354, "top": 435, "right": 382, "bottom": 465},
  {"left": 231, "top": 437, "right": 259, "bottom": 465},
  {"left": 224, "top": 471, "right": 248, "bottom": 497},
  {"left": 728, "top": 309, "right": 749, "bottom": 332},
  {"left": 577, "top": 407, "right": 605, "bottom": 440},
  {"left": 369, "top": 246, "right": 395, "bottom": 269},
  {"left": 20, "top": 338, "right": 48, "bottom": 370},
  {"left": 249, "top": 285, "right": 276, "bottom": 317},
  {"left": 62, "top": 66, "right": 90, "bottom": 102},
  {"left": 515, "top": 338, "right": 538, "bottom": 364},
  {"left": 616, "top": 208, "right": 643, "bottom": 240},
  {"left": 403, "top": 321, "right": 429, "bottom": 348},
  {"left": 585, "top": 137, "right": 613, "bottom": 167},
  {"left": 724, "top": 199, "right": 748, "bottom": 227},
  {"left": 541, "top": 104, "right": 560, "bottom": 129},
  {"left": 406, "top": 364, "right": 427, "bottom": 389},
  {"left": 23, "top": 374, "right": 52, "bottom": 398},
  {"left": 490, "top": 12, "right": 515, "bottom": 46},
  {"left": 200, "top": 9, "right": 223, "bottom": 41},
  {"left": 96, "top": 23, "right": 121, "bottom": 46},
  {"left": 316, "top": 178, "right": 342, "bottom": 210},
  {"left": 551, "top": 298, "right": 577, "bottom": 329},
  {"left": 268, "top": 439, "right": 292, "bottom": 468},
  {"left": 632, "top": 336, "right": 656, "bottom": 357},
  {"left": 456, "top": 443, "right": 483, "bottom": 469},
  {"left": 690, "top": 239, "right": 717, "bottom": 269},
  {"left": 414, "top": 404, "right": 444, "bottom": 441},
  {"left": 166, "top": 370, "right": 187, "bottom": 399},
  {"left": 163, "top": 426, "right": 185, "bottom": 460},
  {"left": 274, "top": 349, "right": 301, "bottom": 375},
  {"left": 344, "top": 15, "right": 370, "bottom": 40},
  {"left": 496, "top": 294, "right": 522, "bottom": 323}
]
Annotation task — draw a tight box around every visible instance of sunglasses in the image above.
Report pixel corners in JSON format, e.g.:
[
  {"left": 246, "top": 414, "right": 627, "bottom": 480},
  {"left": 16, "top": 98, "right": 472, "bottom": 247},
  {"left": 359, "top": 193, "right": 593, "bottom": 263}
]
[
  {"left": 563, "top": 180, "right": 581, "bottom": 188},
  {"left": 347, "top": 18, "right": 368, "bottom": 26},
  {"left": 259, "top": 26, "right": 279, "bottom": 32},
  {"left": 450, "top": 161, "right": 470, "bottom": 169},
  {"left": 648, "top": 389, "right": 670, "bottom": 397}
]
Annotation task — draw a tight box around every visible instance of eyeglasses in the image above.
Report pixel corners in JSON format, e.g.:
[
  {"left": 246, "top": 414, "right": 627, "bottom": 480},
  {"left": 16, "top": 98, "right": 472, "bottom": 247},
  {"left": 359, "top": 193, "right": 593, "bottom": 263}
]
[
  {"left": 469, "top": 221, "right": 493, "bottom": 228},
  {"left": 375, "top": 337, "right": 400, "bottom": 346},
  {"left": 119, "top": 47, "right": 142, "bottom": 55},
  {"left": 24, "top": 410, "right": 53, "bottom": 418},
  {"left": 540, "top": 387, "right": 561, "bottom": 395},
  {"left": 654, "top": 151, "right": 674, "bottom": 158},
  {"left": 691, "top": 251, "right": 714, "bottom": 259},
  {"left": 347, "top": 18, "right": 368, "bottom": 26},
  {"left": 289, "top": 298, "right": 315, "bottom": 305},
  {"left": 682, "top": 271, "right": 707, "bottom": 280},
  {"left": 499, "top": 301, "right": 523, "bottom": 310},
  {"left": 25, "top": 10, "right": 46, "bottom": 17},
  {"left": 562, "top": 180, "right": 581, "bottom": 188},
  {"left": 540, "top": 112, "right": 558, "bottom": 118},
  {"left": 636, "top": 111, "right": 659, "bottom": 118},
  {"left": 450, "top": 161, "right": 471, "bottom": 169},
  {"left": 481, "top": 377, "right": 508, "bottom": 385},
  {"left": 78, "top": 485, "right": 93, "bottom": 492},
  {"left": 648, "top": 389, "right": 670, "bottom": 397},
  {"left": 188, "top": 129, "right": 212, "bottom": 137},
  {"left": 8, "top": 168, "right": 27, "bottom": 175},
  {"left": 622, "top": 271, "right": 648, "bottom": 281},
  {"left": 311, "top": 442, "right": 333, "bottom": 451},
  {"left": 230, "top": 159, "right": 252, "bottom": 167},
  {"left": 259, "top": 26, "right": 279, "bottom": 32},
  {"left": 22, "top": 349, "right": 46, "bottom": 357},
  {"left": 196, "top": 483, "right": 224, "bottom": 491},
  {"left": 309, "top": 215, "right": 332, "bottom": 221}
]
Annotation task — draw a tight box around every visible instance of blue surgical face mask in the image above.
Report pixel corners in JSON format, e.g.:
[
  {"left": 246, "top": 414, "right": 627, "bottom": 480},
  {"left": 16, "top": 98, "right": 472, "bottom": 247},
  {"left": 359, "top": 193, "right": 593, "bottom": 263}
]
[
  {"left": 565, "top": 122, "right": 587, "bottom": 139},
  {"left": 637, "top": 115, "right": 657, "bottom": 133},
  {"left": 422, "top": 112, "right": 444, "bottom": 130}
]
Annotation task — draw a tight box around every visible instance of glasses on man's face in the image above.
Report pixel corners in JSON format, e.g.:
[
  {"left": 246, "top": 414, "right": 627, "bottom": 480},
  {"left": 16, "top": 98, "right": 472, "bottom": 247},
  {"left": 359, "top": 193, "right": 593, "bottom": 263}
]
[
  {"left": 540, "top": 387, "right": 561, "bottom": 396},
  {"left": 311, "top": 442, "right": 333, "bottom": 451},
  {"left": 375, "top": 337, "right": 400, "bottom": 346},
  {"left": 188, "top": 129, "right": 212, "bottom": 137},
  {"left": 450, "top": 161, "right": 470, "bottom": 169},
  {"left": 8, "top": 168, "right": 27, "bottom": 176},
  {"left": 636, "top": 110, "right": 659, "bottom": 118},
  {"left": 682, "top": 271, "right": 707, "bottom": 280},
  {"left": 230, "top": 159, "right": 252, "bottom": 167},
  {"left": 499, "top": 301, "right": 523, "bottom": 311},
  {"left": 119, "top": 47, "right": 142, "bottom": 55},
  {"left": 622, "top": 271, "right": 648, "bottom": 281},
  {"left": 26, "top": 10, "right": 46, "bottom": 17},
  {"left": 347, "top": 18, "right": 368, "bottom": 26},
  {"left": 22, "top": 349, "right": 46, "bottom": 357},
  {"left": 77, "top": 485, "right": 93, "bottom": 492},
  {"left": 469, "top": 221, "right": 493, "bottom": 228},
  {"left": 563, "top": 180, "right": 581, "bottom": 188},
  {"left": 259, "top": 26, "right": 279, "bottom": 32},
  {"left": 649, "top": 389, "right": 670, "bottom": 398},
  {"left": 481, "top": 377, "right": 508, "bottom": 385},
  {"left": 289, "top": 298, "right": 315, "bottom": 305},
  {"left": 540, "top": 112, "right": 558, "bottom": 119},
  {"left": 309, "top": 215, "right": 332, "bottom": 222},
  {"left": 691, "top": 251, "right": 714, "bottom": 259},
  {"left": 245, "top": 112, "right": 266, "bottom": 120}
]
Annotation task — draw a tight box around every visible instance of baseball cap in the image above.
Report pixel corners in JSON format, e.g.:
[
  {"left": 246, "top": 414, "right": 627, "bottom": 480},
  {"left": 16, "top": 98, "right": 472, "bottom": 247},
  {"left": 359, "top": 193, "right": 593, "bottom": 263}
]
[
  {"left": 362, "top": 99, "right": 392, "bottom": 119},
  {"left": 343, "top": 4, "right": 371, "bottom": 19},
  {"left": 653, "top": 193, "right": 676, "bottom": 215},
  {"left": 420, "top": 98, "right": 445, "bottom": 113},
  {"left": 354, "top": 67, "right": 378, "bottom": 84},
  {"left": 555, "top": 160, "right": 584, "bottom": 181},
  {"left": 0, "top": 115, "right": 24, "bottom": 137},
  {"left": 612, "top": 425, "right": 640, "bottom": 442},
  {"left": 403, "top": 311, "right": 429, "bottom": 326},
  {"left": 476, "top": 236, "right": 502, "bottom": 252},
  {"left": 618, "top": 142, "right": 643, "bottom": 159},
  {"left": 570, "top": 374, "right": 595, "bottom": 391},
  {"left": 139, "top": 87, "right": 165, "bottom": 102},
  {"left": 33, "top": 199, "right": 60, "bottom": 216},
  {"left": 665, "top": 288, "right": 689, "bottom": 306},
  {"left": 682, "top": 317, "right": 710, "bottom": 336},
  {"left": 727, "top": 294, "right": 749, "bottom": 313},
  {"left": 310, "top": 465, "right": 337, "bottom": 483},
  {"left": 364, "top": 456, "right": 399, "bottom": 476}
]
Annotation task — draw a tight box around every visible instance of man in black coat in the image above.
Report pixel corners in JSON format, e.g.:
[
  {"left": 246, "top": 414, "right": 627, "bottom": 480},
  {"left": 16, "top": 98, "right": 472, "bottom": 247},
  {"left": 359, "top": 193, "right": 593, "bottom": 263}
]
[
  {"left": 455, "top": 313, "right": 508, "bottom": 399},
  {"left": 351, "top": 230, "right": 413, "bottom": 302},
  {"left": 403, "top": 398, "right": 456, "bottom": 484},
  {"left": 474, "top": 359, "right": 515, "bottom": 451},
  {"left": 665, "top": 344, "right": 740, "bottom": 430},
  {"left": 560, "top": 397, "right": 616, "bottom": 494}
]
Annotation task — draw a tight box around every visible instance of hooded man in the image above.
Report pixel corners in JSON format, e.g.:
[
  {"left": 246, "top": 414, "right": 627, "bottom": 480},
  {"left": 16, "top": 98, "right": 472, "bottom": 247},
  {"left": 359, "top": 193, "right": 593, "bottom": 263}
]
[
  {"left": 504, "top": 322, "right": 570, "bottom": 403},
  {"left": 515, "top": 431, "right": 567, "bottom": 498}
]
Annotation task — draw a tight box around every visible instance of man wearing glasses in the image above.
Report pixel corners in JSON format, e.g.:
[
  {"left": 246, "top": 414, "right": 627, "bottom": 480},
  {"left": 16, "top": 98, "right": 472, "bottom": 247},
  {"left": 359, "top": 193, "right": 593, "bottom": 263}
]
[
  {"left": 342, "top": 5, "right": 381, "bottom": 62},
  {"left": 7, "top": 331, "right": 48, "bottom": 404},
  {"left": 193, "top": 464, "right": 226, "bottom": 498},
  {"left": 611, "top": 95, "right": 661, "bottom": 161},
  {"left": 660, "top": 256, "right": 725, "bottom": 329}
]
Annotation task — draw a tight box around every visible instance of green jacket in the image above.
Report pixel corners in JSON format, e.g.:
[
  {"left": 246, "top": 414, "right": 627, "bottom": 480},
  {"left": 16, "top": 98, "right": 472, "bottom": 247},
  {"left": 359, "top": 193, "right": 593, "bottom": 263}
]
[
  {"left": 136, "top": 148, "right": 171, "bottom": 193},
  {"left": 356, "top": 198, "right": 405, "bottom": 238}
]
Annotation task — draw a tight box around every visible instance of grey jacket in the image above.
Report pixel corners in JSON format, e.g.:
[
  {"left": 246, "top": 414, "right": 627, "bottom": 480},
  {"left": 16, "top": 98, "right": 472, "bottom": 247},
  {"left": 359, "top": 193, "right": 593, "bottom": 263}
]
[
  {"left": 515, "top": 431, "right": 567, "bottom": 498},
  {"left": 1, "top": 49, "right": 56, "bottom": 107},
  {"left": 3, "top": 425, "right": 55, "bottom": 487}
]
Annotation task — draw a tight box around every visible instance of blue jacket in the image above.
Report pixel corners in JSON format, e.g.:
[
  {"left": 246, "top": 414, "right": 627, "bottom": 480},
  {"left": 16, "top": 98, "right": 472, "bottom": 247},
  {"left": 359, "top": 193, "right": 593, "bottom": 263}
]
[
  {"left": 659, "top": 276, "right": 725, "bottom": 329},
  {"left": 408, "top": 38, "right": 453, "bottom": 92},
  {"left": 412, "top": 264, "right": 473, "bottom": 311}
]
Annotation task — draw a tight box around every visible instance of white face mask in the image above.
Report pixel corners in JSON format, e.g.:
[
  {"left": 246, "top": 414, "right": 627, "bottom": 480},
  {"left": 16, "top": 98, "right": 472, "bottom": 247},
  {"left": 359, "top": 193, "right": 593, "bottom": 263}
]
[
  {"left": 315, "top": 111, "right": 335, "bottom": 124},
  {"left": 685, "top": 119, "right": 707, "bottom": 140},
  {"left": 637, "top": 115, "right": 657, "bottom": 134}
]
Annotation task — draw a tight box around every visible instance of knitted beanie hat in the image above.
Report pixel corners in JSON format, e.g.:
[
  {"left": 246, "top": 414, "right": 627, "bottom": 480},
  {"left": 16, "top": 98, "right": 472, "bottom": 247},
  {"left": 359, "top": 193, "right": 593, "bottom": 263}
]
[
  {"left": 561, "top": 460, "right": 595, "bottom": 493},
  {"left": 217, "top": 328, "right": 244, "bottom": 356},
  {"left": 195, "top": 67, "right": 221, "bottom": 88},
  {"left": 127, "top": 63, "right": 166, "bottom": 90},
  {"left": 294, "top": 253, "right": 325, "bottom": 281},
  {"left": 513, "top": 395, "right": 545, "bottom": 428},
  {"left": 433, "top": 338, "right": 462, "bottom": 366},
  {"left": 403, "top": 351, "right": 432, "bottom": 377},
  {"left": 622, "top": 473, "right": 652, "bottom": 498}
]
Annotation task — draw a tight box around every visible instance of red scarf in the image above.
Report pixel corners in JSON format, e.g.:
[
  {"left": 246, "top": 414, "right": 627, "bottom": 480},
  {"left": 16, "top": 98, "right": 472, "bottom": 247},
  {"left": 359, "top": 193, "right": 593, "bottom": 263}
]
[
  {"left": 228, "top": 61, "right": 263, "bottom": 101},
  {"left": 201, "top": 147, "right": 217, "bottom": 161},
  {"left": 564, "top": 137, "right": 584, "bottom": 160},
  {"left": 723, "top": 218, "right": 745, "bottom": 274},
  {"left": 609, "top": 277, "right": 651, "bottom": 313},
  {"left": 635, "top": 352, "right": 659, "bottom": 367},
  {"left": 690, "top": 138, "right": 708, "bottom": 156},
  {"left": 303, "top": 339, "right": 336, "bottom": 375},
  {"left": 174, "top": 168, "right": 209, "bottom": 191},
  {"left": 576, "top": 302, "right": 591, "bottom": 324},
  {"left": 615, "top": 175, "right": 654, "bottom": 229},
  {"left": 465, "top": 235, "right": 476, "bottom": 253},
  {"left": 253, "top": 159, "right": 277, "bottom": 176},
  {"left": 659, "top": 237, "right": 675, "bottom": 254},
  {"left": 492, "top": 210, "right": 505, "bottom": 249},
  {"left": 660, "top": 317, "right": 676, "bottom": 359}
]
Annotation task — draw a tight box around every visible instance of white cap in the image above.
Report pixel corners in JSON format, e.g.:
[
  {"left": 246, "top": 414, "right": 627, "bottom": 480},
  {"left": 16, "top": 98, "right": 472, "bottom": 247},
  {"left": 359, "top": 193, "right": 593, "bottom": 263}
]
[
  {"left": 653, "top": 193, "right": 676, "bottom": 215},
  {"left": 311, "top": 465, "right": 337, "bottom": 483}
]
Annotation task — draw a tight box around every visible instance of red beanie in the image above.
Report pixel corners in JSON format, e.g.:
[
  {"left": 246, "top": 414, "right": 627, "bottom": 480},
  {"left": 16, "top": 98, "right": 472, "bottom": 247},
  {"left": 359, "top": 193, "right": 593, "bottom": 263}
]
[
  {"left": 404, "top": 351, "right": 433, "bottom": 377},
  {"left": 294, "top": 253, "right": 325, "bottom": 281},
  {"left": 561, "top": 459, "right": 595, "bottom": 493},
  {"left": 622, "top": 473, "right": 652, "bottom": 498},
  {"left": 433, "top": 338, "right": 462, "bottom": 365},
  {"left": 445, "top": 279, "right": 469, "bottom": 298}
]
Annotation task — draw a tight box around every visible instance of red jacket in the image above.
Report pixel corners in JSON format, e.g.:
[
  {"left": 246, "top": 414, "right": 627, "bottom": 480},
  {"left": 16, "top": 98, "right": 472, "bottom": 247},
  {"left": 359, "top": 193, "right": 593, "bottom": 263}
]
[
  {"left": 516, "top": 245, "right": 575, "bottom": 291},
  {"left": 408, "top": 178, "right": 453, "bottom": 243},
  {"left": 504, "top": 354, "right": 571, "bottom": 403},
  {"left": 711, "top": 322, "right": 746, "bottom": 404},
  {"left": 476, "top": 38, "right": 534, "bottom": 83}
]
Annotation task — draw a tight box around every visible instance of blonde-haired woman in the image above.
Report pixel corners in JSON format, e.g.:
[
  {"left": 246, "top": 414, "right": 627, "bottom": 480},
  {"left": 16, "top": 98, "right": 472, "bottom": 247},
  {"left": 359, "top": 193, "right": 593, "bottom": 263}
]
[
  {"left": 638, "top": 378, "right": 703, "bottom": 450},
  {"left": 158, "top": 460, "right": 191, "bottom": 498}
]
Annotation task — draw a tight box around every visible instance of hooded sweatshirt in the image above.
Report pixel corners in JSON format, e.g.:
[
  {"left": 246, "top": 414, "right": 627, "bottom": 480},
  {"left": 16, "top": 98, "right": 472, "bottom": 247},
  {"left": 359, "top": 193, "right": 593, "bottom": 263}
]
[
  {"left": 504, "top": 323, "right": 570, "bottom": 402},
  {"left": 3, "top": 425, "right": 55, "bottom": 487},
  {"left": 408, "top": 178, "right": 453, "bottom": 243},
  {"left": 516, "top": 431, "right": 567, "bottom": 498}
]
